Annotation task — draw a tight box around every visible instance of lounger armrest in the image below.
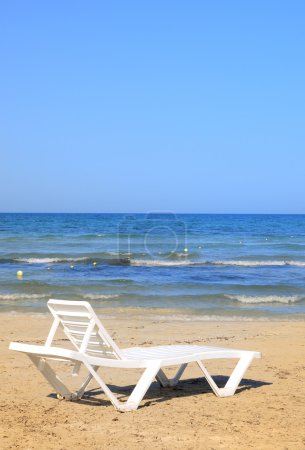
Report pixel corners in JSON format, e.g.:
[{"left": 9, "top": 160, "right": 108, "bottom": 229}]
[
  {"left": 10, "top": 342, "right": 56, "bottom": 352},
  {"left": 9, "top": 342, "right": 35, "bottom": 352},
  {"left": 9, "top": 342, "right": 151, "bottom": 369},
  {"left": 9, "top": 342, "right": 81, "bottom": 359}
]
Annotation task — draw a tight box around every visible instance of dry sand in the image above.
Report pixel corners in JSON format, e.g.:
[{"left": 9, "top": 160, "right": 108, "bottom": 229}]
[{"left": 1, "top": 313, "right": 305, "bottom": 449}]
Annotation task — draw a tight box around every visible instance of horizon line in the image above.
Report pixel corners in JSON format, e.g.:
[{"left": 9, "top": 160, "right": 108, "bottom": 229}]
[{"left": 0, "top": 212, "right": 305, "bottom": 215}]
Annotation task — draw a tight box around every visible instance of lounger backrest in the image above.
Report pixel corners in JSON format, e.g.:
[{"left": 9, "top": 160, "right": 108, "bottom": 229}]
[{"left": 47, "top": 299, "right": 123, "bottom": 359}]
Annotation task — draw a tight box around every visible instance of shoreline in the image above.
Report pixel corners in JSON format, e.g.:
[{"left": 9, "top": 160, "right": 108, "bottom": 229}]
[{"left": 1, "top": 308, "right": 305, "bottom": 322}]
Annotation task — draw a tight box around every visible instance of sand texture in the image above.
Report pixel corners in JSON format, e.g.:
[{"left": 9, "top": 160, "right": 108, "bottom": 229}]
[{"left": 1, "top": 314, "right": 305, "bottom": 449}]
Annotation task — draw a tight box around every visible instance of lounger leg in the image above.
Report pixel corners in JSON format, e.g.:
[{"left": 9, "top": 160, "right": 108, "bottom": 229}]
[
  {"left": 156, "top": 364, "right": 188, "bottom": 387},
  {"left": 74, "top": 365, "right": 98, "bottom": 400},
  {"left": 82, "top": 361, "right": 161, "bottom": 412},
  {"left": 169, "top": 363, "right": 188, "bottom": 386},
  {"left": 28, "top": 355, "right": 75, "bottom": 400},
  {"left": 126, "top": 362, "right": 161, "bottom": 410},
  {"left": 156, "top": 369, "right": 170, "bottom": 387},
  {"left": 197, "top": 353, "right": 255, "bottom": 397},
  {"left": 222, "top": 353, "right": 254, "bottom": 396}
]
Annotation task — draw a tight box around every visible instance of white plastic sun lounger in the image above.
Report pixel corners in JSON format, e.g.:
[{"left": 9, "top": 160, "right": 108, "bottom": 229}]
[{"left": 9, "top": 300, "right": 261, "bottom": 411}]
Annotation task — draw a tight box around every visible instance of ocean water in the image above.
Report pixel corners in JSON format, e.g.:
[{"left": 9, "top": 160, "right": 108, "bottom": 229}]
[{"left": 1, "top": 213, "right": 305, "bottom": 319}]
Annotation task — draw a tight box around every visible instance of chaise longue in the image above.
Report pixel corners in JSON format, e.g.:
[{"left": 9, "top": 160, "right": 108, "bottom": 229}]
[{"left": 10, "top": 299, "right": 261, "bottom": 411}]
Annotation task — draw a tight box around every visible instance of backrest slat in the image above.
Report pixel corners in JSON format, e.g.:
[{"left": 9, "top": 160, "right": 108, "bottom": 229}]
[{"left": 47, "top": 299, "right": 123, "bottom": 360}]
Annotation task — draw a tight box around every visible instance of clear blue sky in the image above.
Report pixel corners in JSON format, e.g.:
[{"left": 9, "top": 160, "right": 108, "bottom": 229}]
[{"left": 1, "top": 1, "right": 304, "bottom": 213}]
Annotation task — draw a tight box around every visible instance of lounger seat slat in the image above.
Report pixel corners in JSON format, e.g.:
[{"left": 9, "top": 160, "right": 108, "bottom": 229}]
[
  {"left": 72, "top": 337, "right": 108, "bottom": 347},
  {"left": 61, "top": 320, "right": 89, "bottom": 326},
  {"left": 63, "top": 328, "right": 98, "bottom": 335},
  {"left": 66, "top": 333, "right": 102, "bottom": 341},
  {"left": 122, "top": 345, "right": 258, "bottom": 360},
  {"left": 86, "top": 349, "right": 117, "bottom": 357},
  {"left": 55, "top": 311, "right": 92, "bottom": 318}
]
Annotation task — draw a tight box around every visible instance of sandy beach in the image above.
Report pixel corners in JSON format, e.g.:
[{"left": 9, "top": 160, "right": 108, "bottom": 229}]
[{"left": 1, "top": 313, "right": 304, "bottom": 449}]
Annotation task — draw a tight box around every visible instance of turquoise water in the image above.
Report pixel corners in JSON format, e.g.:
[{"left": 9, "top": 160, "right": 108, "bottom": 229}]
[{"left": 1, "top": 213, "right": 305, "bottom": 319}]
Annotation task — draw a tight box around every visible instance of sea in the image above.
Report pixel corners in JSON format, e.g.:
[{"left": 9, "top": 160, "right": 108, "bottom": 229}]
[{"left": 1, "top": 213, "right": 305, "bottom": 320}]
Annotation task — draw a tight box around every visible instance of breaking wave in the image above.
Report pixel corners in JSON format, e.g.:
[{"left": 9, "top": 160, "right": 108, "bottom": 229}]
[
  {"left": 130, "top": 259, "right": 305, "bottom": 267},
  {"left": 130, "top": 259, "right": 193, "bottom": 267},
  {"left": 212, "top": 260, "right": 305, "bottom": 267},
  {"left": 0, "top": 293, "right": 49, "bottom": 301},
  {"left": 82, "top": 293, "right": 121, "bottom": 300},
  {"left": 2, "top": 252, "right": 305, "bottom": 268},
  {"left": 225, "top": 295, "right": 305, "bottom": 304},
  {"left": 16, "top": 257, "right": 89, "bottom": 264}
]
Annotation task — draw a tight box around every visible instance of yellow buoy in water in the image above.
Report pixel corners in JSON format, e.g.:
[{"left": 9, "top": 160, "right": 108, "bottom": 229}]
[
  {"left": 70, "top": 265, "right": 74, "bottom": 269},
  {"left": 184, "top": 248, "right": 188, "bottom": 253},
  {"left": 93, "top": 261, "right": 97, "bottom": 266},
  {"left": 17, "top": 270, "right": 23, "bottom": 278}
]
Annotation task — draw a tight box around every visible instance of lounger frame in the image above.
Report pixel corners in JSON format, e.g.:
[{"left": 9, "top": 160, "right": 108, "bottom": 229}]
[{"left": 9, "top": 299, "right": 261, "bottom": 411}]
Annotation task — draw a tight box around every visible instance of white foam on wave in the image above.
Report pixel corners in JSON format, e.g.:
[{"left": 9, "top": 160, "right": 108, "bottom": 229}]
[
  {"left": 0, "top": 293, "right": 49, "bottom": 301},
  {"left": 225, "top": 295, "right": 304, "bottom": 304},
  {"left": 14, "top": 256, "right": 305, "bottom": 268},
  {"left": 150, "top": 314, "right": 270, "bottom": 322},
  {"left": 130, "top": 259, "right": 305, "bottom": 267},
  {"left": 213, "top": 260, "right": 305, "bottom": 267},
  {"left": 83, "top": 293, "right": 120, "bottom": 300},
  {"left": 16, "top": 257, "right": 88, "bottom": 264},
  {"left": 130, "top": 259, "right": 192, "bottom": 267}
]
